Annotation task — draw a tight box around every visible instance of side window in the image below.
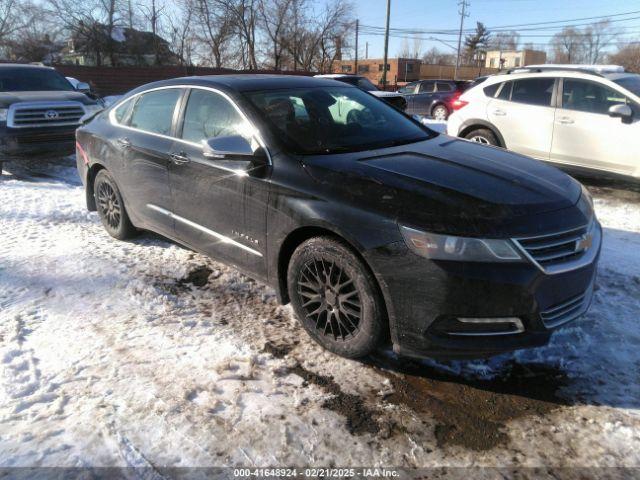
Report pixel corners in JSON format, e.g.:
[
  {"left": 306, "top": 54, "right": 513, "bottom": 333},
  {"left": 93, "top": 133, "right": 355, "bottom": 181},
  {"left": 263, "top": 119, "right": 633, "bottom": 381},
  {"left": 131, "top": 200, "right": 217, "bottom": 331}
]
[
  {"left": 113, "top": 98, "right": 134, "bottom": 125},
  {"left": 399, "top": 82, "right": 418, "bottom": 93},
  {"left": 436, "top": 82, "right": 453, "bottom": 92},
  {"left": 510, "top": 78, "right": 555, "bottom": 106},
  {"left": 129, "top": 88, "right": 181, "bottom": 136},
  {"left": 483, "top": 83, "right": 500, "bottom": 97},
  {"left": 181, "top": 89, "right": 246, "bottom": 143},
  {"left": 419, "top": 82, "right": 435, "bottom": 93},
  {"left": 562, "top": 79, "right": 628, "bottom": 115},
  {"left": 497, "top": 81, "right": 512, "bottom": 100}
]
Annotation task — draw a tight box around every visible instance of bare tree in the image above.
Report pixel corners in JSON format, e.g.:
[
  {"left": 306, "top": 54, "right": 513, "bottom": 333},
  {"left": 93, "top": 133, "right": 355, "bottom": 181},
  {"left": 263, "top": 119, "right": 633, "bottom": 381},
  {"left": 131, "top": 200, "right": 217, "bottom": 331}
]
[
  {"left": 190, "top": 0, "right": 233, "bottom": 67},
  {"left": 138, "top": 0, "right": 165, "bottom": 64},
  {"left": 4, "top": 2, "right": 62, "bottom": 62},
  {"left": 167, "top": 0, "right": 196, "bottom": 65},
  {"left": 422, "top": 46, "right": 455, "bottom": 65},
  {"left": 0, "top": 0, "right": 27, "bottom": 53},
  {"left": 490, "top": 30, "right": 519, "bottom": 51},
  {"left": 550, "top": 27, "right": 586, "bottom": 64},
  {"left": 583, "top": 20, "right": 617, "bottom": 64},
  {"left": 609, "top": 43, "right": 640, "bottom": 73},
  {"left": 258, "top": 0, "right": 293, "bottom": 70}
]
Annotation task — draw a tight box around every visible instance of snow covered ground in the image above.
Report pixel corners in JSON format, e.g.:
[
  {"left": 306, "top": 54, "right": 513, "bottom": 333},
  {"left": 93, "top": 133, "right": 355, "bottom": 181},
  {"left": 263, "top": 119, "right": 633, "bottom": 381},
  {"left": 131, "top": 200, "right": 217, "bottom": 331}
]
[{"left": 1, "top": 151, "right": 639, "bottom": 472}]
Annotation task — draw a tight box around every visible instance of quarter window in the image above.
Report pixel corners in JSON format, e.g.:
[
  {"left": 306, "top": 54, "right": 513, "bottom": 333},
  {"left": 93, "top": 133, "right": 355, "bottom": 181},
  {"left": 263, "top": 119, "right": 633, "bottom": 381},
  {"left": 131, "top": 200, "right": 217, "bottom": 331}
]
[
  {"left": 113, "top": 98, "right": 134, "bottom": 125},
  {"left": 510, "top": 78, "right": 554, "bottom": 106},
  {"left": 181, "top": 89, "right": 246, "bottom": 143},
  {"left": 129, "top": 88, "right": 181, "bottom": 136},
  {"left": 483, "top": 83, "right": 501, "bottom": 97},
  {"left": 497, "top": 81, "right": 512, "bottom": 100},
  {"left": 562, "top": 79, "right": 628, "bottom": 115},
  {"left": 436, "top": 82, "right": 453, "bottom": 92}
]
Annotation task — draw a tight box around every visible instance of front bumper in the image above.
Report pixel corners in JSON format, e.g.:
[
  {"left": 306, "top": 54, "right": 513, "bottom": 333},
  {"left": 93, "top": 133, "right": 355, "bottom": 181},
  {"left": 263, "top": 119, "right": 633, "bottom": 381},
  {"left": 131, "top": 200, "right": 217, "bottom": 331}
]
[
  {"left": 0, "top": 126, "right": 77, "bottom": 160},
  {"left": 366, "top": 221, "right": 601, "bottom": 359}
]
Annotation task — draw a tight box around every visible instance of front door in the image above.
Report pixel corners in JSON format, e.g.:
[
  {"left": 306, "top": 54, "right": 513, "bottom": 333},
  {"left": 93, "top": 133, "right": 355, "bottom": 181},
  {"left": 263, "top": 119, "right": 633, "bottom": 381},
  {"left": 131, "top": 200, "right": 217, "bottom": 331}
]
[
  {"left": 488, "top": 77, "right": 556, "bottom": 160},
  {"left": 551, "top": 78, "right": 639, "bottom": 176},
  {"left": 117, "top": 87, "right": 183, "bottom": 236},
  {"left": 168, "top": 87, "right": 269, "bottom": 277}
]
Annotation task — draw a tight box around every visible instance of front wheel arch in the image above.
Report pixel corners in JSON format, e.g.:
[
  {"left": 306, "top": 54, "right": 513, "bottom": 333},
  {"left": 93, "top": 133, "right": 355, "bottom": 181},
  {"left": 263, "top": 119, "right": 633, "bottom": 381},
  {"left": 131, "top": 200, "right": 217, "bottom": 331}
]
[{"left": 459, "top": 122, "right": 506, "bottom": 148}]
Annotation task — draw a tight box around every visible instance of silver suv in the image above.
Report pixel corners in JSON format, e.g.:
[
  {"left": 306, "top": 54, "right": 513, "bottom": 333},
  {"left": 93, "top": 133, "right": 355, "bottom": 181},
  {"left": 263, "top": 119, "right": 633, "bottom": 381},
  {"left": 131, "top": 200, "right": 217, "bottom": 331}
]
[{"left": 447, "top": 65, "right": 640, "bottom": 179}]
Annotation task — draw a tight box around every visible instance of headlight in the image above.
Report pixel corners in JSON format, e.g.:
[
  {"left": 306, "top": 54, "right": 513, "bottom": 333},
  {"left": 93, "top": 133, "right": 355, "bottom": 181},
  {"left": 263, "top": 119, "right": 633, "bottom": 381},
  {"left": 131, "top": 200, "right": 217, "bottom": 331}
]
[
  {"left": 0, "top": 109, "right": 7, "bottom": 122},
  {"left": 399, "top": 225, "right": 524, "bottom": 262}
]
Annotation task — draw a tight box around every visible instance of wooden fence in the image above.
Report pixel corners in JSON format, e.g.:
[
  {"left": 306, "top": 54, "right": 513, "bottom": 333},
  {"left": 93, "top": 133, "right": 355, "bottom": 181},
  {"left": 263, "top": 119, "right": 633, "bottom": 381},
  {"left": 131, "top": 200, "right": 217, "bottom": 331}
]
[{"left": 53, "top": 65, "right": 315, "bottom": 96}]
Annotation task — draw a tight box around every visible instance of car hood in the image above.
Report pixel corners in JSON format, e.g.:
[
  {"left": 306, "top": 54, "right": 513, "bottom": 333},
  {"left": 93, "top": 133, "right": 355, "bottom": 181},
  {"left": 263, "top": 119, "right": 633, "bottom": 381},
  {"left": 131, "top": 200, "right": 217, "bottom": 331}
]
[
  {"left": 302, "top": 134, "right": 582, "bottom": 236},
  {"left": 0, "top": 91, "right": 95, "bottom": 108}
]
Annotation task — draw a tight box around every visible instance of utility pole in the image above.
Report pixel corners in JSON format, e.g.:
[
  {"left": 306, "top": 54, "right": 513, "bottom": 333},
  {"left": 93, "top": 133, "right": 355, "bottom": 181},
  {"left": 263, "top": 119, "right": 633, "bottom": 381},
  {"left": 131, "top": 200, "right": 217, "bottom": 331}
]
[
  {"left": 382, "top": 0, "right": 391, "bottom": 87},
  {"left": 354, "top": 19, "right": 359, "bottom": 74},
  {"left": 454, "top": 0, "right": 469, "bottom": 80},
  {"left": 365, "top": 42, "right": 369, "bottom": 59}
]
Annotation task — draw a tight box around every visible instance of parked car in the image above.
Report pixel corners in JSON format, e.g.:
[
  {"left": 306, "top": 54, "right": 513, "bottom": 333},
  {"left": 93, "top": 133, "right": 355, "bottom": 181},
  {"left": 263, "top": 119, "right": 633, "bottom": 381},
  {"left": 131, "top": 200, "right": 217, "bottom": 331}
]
[
  {"left": 76, "top": 75, "right": 601, "bottom": 360},
  {"left": 0, "top": 64, "right": 104, "bottom": 173},
  {"left": 447, "top": 65, "right": 640, "bottom": 179},
  {"left": 314, "top": 74, "right": 407, "bottom": 111},
  {"left": 398, "top": 79, "right": 471, "bottom": 120}
]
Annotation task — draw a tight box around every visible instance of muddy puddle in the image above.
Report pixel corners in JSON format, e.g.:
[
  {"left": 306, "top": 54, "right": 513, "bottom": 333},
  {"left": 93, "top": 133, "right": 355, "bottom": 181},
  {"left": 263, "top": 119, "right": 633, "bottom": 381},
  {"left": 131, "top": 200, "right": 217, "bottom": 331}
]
[{"left": 368, "top": 355, "right": 571, "bottom": 450}]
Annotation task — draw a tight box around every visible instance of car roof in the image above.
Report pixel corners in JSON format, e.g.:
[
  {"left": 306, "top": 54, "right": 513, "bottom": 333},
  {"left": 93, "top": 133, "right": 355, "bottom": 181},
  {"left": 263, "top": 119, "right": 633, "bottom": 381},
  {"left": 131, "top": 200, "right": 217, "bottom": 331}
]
[
  {"left": 314, "top": 74, "right": 363, "bottom": 79},
  {"left": 134, "top": 74, "right": 350, "bottom": 94}
]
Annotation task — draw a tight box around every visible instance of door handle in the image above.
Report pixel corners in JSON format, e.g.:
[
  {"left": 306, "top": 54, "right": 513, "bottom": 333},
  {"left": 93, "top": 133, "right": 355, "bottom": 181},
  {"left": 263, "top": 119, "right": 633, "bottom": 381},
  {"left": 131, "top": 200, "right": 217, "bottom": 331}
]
[
  {"left": 492, "top": 109, "right": 506, "bottom": 116},
  {"left": 117, "top": 137, "right": 131, "bottom": 147},
  {"left": 170, "top": 152, "right": 190, "bottom": 165},
  {"left": 558, "top": 117, "right": 574, "bottom": 124}
]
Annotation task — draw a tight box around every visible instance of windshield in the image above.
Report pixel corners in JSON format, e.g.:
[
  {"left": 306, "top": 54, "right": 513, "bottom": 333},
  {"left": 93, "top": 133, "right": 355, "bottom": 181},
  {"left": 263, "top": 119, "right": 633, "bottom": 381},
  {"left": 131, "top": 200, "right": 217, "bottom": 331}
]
[
  {"left": 244, "top": 86, "right": 432, "bottom": 155},
  {"left": 0, "top": 68, "right": 74, "bottom": 92},
  {"left": 613, "top": 75, "right": 640, "bottom": 97}
]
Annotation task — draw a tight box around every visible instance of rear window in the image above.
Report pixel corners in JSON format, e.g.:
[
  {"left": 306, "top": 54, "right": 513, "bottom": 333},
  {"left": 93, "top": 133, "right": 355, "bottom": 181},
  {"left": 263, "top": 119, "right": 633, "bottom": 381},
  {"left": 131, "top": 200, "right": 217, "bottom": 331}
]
[
  {"left": 510, "top": 78, "right": 554, "bottom": 106},
  {"left": 483, "top": 83, "right": 501, "bottom": 97}
]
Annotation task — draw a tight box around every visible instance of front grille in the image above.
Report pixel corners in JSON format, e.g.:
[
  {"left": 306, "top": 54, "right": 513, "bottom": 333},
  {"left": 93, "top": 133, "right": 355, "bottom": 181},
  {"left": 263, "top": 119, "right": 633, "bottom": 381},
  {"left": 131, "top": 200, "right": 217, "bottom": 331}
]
[
  {"left": 540, "top": 285, "right": 592, "bottom": 329},
  {"left": 17, "top": 132, "right": 75, "bottom": 145},
  {"left": 8, "top": 102, "right": 85, "bottom": 128},
  {"left": 514, "top": 223, "right": 591, "bottom": 273}
]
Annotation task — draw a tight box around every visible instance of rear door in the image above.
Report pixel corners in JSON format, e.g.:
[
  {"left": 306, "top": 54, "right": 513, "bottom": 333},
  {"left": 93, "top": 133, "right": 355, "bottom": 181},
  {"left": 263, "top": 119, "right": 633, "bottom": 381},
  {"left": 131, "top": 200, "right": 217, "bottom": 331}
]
[
  {"left": 550, "top": 78, "right": 639, "bottom": 176},
  {"left": 168, "top": 87, "right": 269, "bottom": 277},
  {"left": 487, "top": 77, "right": 556, "bottom": 160},
  {"left": 114, "top": 87, "right": 183, "bottom": 236},
  {"left": 409, "top": 80, "right": 436, "bottom": 116}
]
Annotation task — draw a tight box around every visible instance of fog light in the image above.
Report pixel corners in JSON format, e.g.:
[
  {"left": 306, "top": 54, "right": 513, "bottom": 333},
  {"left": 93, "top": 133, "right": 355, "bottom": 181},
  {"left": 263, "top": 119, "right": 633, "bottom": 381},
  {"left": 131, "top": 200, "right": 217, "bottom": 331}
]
[{"left": 444, "top": 317, "right": 524, "bottom": 336}]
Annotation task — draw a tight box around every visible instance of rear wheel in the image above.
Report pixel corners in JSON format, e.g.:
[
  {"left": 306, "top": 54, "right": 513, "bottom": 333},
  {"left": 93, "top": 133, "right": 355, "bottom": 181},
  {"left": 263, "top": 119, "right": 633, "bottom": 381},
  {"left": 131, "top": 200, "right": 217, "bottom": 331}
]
[
  {"left": 94, "top": 170, "right": 137, "bottom": 240},
  {"left": 287, "top": 237, "right": 386, "bottom": 358},
  {"left": 465, "top": 128, "right": 498, "bottom": 146},
  {"left": 432, "top": 104, "right": 449, "bottom": 121}
]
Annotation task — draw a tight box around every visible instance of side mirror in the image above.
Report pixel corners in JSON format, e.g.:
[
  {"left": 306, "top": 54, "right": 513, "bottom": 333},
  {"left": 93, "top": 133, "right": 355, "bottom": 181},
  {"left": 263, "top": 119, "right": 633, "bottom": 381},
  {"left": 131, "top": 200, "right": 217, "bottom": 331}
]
[
  {"left": 202, "top": 134, "right": 269, "bottom": 176},
  {"left": 76, "top": 81, "right": 91, "bottom": 93},
  {"left": 608, "top": 104, "right": 633, "bottom": 123}
]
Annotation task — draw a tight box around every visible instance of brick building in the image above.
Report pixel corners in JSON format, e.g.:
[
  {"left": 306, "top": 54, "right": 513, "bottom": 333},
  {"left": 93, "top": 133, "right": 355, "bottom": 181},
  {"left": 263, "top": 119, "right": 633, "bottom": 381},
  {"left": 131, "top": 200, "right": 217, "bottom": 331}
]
[{"left": 332, "top": 57, "right": 422, "bottom": 85}]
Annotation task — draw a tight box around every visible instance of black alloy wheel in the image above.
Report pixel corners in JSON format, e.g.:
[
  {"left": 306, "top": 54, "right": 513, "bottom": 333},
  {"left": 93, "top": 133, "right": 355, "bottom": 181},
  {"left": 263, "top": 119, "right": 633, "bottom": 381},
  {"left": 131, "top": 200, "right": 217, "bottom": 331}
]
[{"left": 287, "top": 237, "right": 386, "bottom": 358}]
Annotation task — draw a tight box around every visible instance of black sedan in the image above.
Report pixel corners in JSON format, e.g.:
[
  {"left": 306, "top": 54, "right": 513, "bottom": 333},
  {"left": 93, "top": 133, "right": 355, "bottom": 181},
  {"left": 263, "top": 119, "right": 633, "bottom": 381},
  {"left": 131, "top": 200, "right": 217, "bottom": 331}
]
[{"left": 76, "top": 74, "right": 601, "bottom": 360}]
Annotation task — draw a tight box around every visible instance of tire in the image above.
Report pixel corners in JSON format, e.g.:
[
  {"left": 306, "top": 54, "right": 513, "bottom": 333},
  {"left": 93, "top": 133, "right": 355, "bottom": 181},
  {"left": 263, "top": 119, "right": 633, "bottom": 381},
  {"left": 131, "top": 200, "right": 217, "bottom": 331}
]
[
  {"left": 431, "top": 104, "right": 449, "bottom": 121},
  {"left": 287, "top": 237, "right": 386, "bottom": 358},
  {"left": 94, "top": 169, "right": 137, "bottom": 240},
  {"left": 464, "top": 128, "right": 498, "bottom": 146}
]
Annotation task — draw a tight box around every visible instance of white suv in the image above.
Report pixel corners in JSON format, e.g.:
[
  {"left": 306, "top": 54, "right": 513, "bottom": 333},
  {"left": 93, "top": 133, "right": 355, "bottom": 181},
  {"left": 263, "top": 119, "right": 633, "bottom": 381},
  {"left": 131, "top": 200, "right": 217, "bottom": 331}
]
[{"left": 447, "top": 66, "right": 640, "bottom": 179}]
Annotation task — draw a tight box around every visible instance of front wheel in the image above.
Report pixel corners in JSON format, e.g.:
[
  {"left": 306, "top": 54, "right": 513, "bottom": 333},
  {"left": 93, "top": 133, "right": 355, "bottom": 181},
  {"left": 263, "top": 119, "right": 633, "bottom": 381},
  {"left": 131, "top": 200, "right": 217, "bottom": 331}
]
[
  {"left": 94, "top": 169, "right": 137, "bottom": 240},
  {"left": 464, "top": 128, "right": 498, "bottom": 146},
  {"left": 287, "top": 237, "right": 386, "bottom": 358},
  {"left": 432, "top": 104, "right": 449, "bottom": 121}
]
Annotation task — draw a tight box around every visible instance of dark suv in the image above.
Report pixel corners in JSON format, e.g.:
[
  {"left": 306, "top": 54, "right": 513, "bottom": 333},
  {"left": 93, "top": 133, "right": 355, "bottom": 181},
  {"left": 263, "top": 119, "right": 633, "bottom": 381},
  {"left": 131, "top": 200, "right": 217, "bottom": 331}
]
[
  {"left": 76, "top": 75, "right": 600, "bottom": 360},
  {"left": 399, "top": 79, "right": 471, "bottom": 120},
  {"left": 0, "top": 64, "right": 103, "bottom": 173}
]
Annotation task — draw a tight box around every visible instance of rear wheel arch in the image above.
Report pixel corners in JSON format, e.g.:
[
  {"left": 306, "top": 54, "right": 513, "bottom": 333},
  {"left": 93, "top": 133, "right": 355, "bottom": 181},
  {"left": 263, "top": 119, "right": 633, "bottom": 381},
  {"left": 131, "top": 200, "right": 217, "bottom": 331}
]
[
  {"left": 86, "top": 163, "right": 107, "bottom": 211},
  {"left": 459, "top": 121, "right": 506, "bottom": 148}
]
